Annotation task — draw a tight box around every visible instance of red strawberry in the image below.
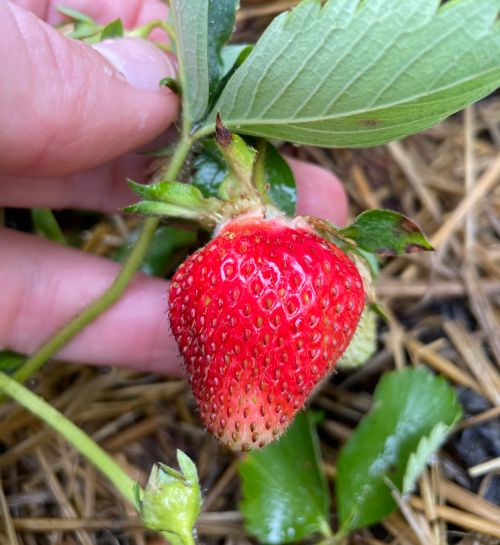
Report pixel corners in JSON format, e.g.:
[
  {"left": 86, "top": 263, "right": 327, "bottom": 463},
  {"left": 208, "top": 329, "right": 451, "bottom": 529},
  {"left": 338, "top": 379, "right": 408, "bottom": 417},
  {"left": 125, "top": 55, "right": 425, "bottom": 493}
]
[{"left": 169, "top": 213, "right": 365, "bottom": 451}]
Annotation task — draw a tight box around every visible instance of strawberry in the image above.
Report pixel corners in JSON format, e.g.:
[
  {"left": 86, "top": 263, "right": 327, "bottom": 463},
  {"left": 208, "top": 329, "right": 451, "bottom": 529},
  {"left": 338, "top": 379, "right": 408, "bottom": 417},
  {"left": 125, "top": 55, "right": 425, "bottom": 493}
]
[
  {"left": 169, "top": 213, "right": 365, "bottom": 450},
  {"left": 125, "top": 118, "right": 371, "bottom": 451}
]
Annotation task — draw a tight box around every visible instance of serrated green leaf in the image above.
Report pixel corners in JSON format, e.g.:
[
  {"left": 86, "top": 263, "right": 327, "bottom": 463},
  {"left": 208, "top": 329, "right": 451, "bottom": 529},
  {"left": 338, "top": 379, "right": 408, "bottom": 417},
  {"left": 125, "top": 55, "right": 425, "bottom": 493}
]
[
  {"left": 239, "top": 412, "right": 329, "bottom": 544},
  {"left": 336, "top": 367, "right": 461, "bottom": 531},
  {"left": 204, "top": 0, "right": 500, "bottom": 147},
  {"left": 402, "top": 422, "right": 451, "bottom": 495},
  {"left": 100, "top": 18, "right": 124, "bottom": 40},
  {"left": 170, "top": 0, "right": 210, "bottom": 124},
  {"left": 114, "top": 226, "right": 196, "bottom": 277},
  {"left": 340, "top": 209, "right": 433, "bottom": 256}
]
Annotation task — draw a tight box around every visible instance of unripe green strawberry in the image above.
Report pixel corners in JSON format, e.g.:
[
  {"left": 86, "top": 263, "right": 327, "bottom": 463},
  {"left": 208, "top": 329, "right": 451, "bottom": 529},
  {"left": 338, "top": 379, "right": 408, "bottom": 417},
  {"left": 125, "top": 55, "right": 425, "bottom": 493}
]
[
  {"left": 337, "top": 307, "right": 377, "bottom": 369},
  {"left": 169, "top": 214, "right": 365, "bottom": 451}
]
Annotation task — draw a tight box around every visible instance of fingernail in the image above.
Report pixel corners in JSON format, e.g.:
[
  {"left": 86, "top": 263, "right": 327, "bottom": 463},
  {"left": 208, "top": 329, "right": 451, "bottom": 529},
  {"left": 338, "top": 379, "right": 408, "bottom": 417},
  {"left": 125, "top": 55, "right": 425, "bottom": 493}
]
[{"left": 93, "top": 37, "right": 176, "bottom": 93}]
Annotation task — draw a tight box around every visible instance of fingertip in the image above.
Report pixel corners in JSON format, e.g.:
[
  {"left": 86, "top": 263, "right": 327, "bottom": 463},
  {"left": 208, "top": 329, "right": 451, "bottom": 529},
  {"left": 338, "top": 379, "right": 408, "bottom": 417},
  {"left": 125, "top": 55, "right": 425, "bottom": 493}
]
[
  {"left": 287, "top": 157, "right": 349, "bottom": 226},
  {"left": 1, "top": 3, "right": 179, "bottom": 176}
]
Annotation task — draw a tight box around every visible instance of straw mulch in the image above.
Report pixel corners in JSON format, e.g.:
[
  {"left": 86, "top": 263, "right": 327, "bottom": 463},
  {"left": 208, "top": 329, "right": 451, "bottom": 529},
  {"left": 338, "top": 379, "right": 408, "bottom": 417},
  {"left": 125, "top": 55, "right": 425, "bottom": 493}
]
[{"left": 1, "top": 1, "right": 499, "bottom": 544}]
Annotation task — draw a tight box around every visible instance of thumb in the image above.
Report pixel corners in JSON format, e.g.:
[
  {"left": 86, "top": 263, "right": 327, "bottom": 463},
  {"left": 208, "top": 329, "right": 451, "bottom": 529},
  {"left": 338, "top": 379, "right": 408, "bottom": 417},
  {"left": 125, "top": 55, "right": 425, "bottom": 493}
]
[{"left": 1, "top": 2, "right": 179, "bottom": 177}]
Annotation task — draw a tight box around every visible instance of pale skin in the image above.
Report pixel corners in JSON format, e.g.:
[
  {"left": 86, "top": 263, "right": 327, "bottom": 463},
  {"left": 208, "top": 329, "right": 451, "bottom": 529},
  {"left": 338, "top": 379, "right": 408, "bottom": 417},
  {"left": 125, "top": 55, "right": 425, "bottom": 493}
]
[{"left": 0, "top": 0, "right": 348, "bottom": 374}]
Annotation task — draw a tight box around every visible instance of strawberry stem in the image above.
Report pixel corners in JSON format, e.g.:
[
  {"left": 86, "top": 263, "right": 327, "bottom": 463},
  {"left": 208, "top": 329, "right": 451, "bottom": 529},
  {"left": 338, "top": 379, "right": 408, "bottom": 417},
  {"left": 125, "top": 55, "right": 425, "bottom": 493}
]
[{"left": 0, "top": 371, "right": 137, "bottom": 505}]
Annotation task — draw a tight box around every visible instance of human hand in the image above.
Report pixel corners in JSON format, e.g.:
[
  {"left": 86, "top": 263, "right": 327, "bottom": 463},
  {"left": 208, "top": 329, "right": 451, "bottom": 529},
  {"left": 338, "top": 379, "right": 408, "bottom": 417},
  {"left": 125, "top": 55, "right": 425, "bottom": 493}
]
[{"left": 0, "top": 0, "right": 348, "bottom": 375}]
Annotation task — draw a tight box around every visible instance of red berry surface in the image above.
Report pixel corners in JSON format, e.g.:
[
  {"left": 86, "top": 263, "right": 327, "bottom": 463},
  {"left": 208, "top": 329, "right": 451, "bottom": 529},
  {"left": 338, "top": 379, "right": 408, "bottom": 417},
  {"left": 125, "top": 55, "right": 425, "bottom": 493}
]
[{"left": 169, "top": 216, "right": 365, "bottom": 450}]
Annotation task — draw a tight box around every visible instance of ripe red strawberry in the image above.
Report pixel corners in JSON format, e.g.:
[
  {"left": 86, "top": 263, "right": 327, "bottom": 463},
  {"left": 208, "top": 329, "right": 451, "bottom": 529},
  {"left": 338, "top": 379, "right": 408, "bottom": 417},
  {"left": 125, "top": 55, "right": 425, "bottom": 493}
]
[{"left": 169, "top": 214, "right": 365, "bottom": 451}]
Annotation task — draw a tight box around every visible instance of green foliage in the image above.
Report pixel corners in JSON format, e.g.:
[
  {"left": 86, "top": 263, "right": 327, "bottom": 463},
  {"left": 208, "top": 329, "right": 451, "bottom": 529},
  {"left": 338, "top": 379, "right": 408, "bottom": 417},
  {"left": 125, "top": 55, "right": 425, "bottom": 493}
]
[
  {"left": 207, "top": 1, "right": 240, "bottom": 100},
  {"left": 239, "top": 412, "right": 329, "bottom": 544},
  {"left": 114, "top": 226, "right": 196, "bottom": 277},
  {"left": 403, "top": 422, "right": 452, "bottom": 495},
  {"left": 220, "top": 44, "right": 252, "bottom": 80},
  {"left": 340, "top": 209, "right": 433, "bottom": 256},
  {"left": 336, "top": 368, "right": 462, "bottom": 531},
  {"left": 128, "top": 180, "right": 216, "bottom": 210},
  {"left": 170, "top": 0, "right": 209, "bottom": 123},
  {"left": 205, "top": 0, "right": 500, "bottom": 147},
  {"left": 192, "top": 139, "right": 228, "bottom": 198},
  {"left": 192, "top": 139, "right": 297, "bottom": 214},
  {"left": 254, "top": 141, "right": 296, "bottom": 216},
  {"left": 170, "top": 0, "right": 239, "bottom": 125},
  {"left": 0, "top": 351, "right": 25, "bottom": 375}
]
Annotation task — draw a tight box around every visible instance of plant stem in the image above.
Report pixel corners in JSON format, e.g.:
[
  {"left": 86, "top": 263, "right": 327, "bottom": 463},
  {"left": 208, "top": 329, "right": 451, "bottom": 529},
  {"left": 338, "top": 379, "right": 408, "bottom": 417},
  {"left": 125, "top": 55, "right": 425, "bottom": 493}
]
[
  {"left": 0, "top": 371, "right": 138, "bottom": 505},
  {"left": 3, "top": 136, "right": 193, "bottom": 398},
  {"left": 127, "top": 19, "right": 175, "bottom": 44}
]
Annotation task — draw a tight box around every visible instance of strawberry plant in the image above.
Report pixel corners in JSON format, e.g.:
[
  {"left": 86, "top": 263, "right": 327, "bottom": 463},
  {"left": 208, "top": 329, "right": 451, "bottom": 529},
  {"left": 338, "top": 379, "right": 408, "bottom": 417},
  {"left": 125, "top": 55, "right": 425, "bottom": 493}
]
[{"left": 1, "top": 0, "right": 499, "bottom": 543}]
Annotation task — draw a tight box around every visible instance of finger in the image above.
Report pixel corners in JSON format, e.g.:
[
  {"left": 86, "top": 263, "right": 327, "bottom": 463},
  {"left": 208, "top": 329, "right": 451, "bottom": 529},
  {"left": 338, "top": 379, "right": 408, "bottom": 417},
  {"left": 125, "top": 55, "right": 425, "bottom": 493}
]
[
  {"left": 0, "top": 153, "right": 150, "bottom": 211},
  {"left": 288, "top": 157, "right": 349, "bottom": 226},
  {"left": 1, "top": 2, "right": 178, "bottom": 177},
  {"left": 1, "top": 156, "right": 349, "bottom": 224},
  {"left": 10, "top": 0, "right": 168, "bottom": 32},
  {"left": 0, "top": 227, "right": 182, "bottom": 374},
  {"left": 0, "top": 160, "right": 348, "bottom": 371}
]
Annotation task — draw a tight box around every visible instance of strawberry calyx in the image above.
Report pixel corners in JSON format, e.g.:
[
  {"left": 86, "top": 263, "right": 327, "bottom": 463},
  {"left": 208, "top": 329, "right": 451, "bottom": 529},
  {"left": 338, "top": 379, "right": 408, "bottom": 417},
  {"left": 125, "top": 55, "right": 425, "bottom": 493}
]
[{"left": 124, "top": 116, "right": 269, "bottom": 230}]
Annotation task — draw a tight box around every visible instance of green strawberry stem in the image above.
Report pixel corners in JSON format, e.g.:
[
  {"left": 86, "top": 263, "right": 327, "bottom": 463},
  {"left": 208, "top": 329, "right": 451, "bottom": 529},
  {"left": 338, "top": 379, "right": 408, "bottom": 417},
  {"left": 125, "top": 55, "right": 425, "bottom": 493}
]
[
  {"left": 0, "top": 136, "right": 193, "bottom": 402},
  {"left": 0, "top": 370, "right": 137, "bottom": 505}
]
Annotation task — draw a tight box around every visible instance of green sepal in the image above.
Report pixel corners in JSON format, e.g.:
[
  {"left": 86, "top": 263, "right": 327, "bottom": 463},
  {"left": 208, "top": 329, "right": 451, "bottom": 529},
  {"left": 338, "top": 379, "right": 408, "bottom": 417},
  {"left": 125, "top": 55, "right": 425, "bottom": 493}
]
[
  {"left": 123, "top": 201, "right": 212, "bottom": 225},
  {"left": 140, "top": 450, "right": 202, "bottom": 545},
  {"left": 100, "top": 18, "right": 124, "bottom": 39},
  {"left": 339, "top": 209, "right": 433, "bottom": 256},
  {"left": 215, "top": 115, "right": 259, "bottom": 201},
  {"left": 159, "top": 77, "right": 181, "bottom": 95},
  {"left": 128, "top": 179, "right": 220, "bottom": 210}
]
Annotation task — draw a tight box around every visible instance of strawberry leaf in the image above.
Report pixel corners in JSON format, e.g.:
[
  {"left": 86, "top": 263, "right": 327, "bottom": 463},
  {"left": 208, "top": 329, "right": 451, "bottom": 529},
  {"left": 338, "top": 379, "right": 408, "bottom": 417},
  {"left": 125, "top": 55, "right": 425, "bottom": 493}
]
[
  {"left": 207, "top": 1, "right": 240, "bottom": 101},
  {"left": 336, "top": 367, "right": 462, "bottom": 531},
  {"left": 239, "top": 411, "right": 329, "bottom": 544},
  {"left": 402, "top": 422, "right": 452, "bottom": 495},
  {"left": 171, "top": 0, "right": 239, "bottom": 124},
  {"left": 170, "top": 0, "right": 210, "bottom": 124},
  {"left": 254, "top": 141, "right": 297, "bottom": 216},
  {"left": 192, "top": 139, "right": 228, "bottom": 198},
  {"left": 0, "top": 351, "right": 24, "bottom": 375},
  {"left": 339, "top": 209, "right": 433, "bottom": 256},
  {"left": 204, "top": 0, "right": 500, "bottom": 147}
]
